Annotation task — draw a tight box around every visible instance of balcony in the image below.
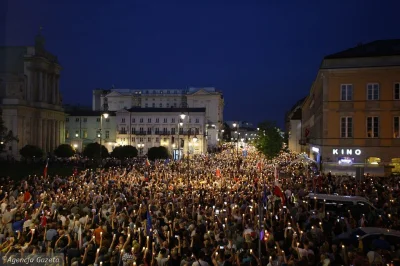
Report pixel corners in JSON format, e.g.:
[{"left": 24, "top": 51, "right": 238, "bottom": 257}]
[
  {"left": 118, "top": 131, "right": 128, "bottom": 135},
  {"left": 135, "top": 132, "right": 147, "bottom": 135},
  {"left": 159, "top": 131, "right": 171, "bottom": 135}
]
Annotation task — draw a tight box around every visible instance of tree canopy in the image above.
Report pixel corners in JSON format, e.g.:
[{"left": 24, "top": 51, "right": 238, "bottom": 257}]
[
  {"left": 222, "top": 122, "right": 232, "bottom": 142},
  {"left": 254, "top": 120, "right": 283, "bottom": 159},
  {"left": 54, "top": 144, "right": 75, "bottom": 158},
  {"left": 20, "top": 145, "right": 44, "bottom": 159},
  {"left": 83, "top": 143, "right": 109, "bottom": 158},
  {"left": 111, "top": 145, "right": 138, "bottom": 159},
  {"left": 0, "top": 108, "right": 18, "bottom": 152},
  {"left": 148, "top": 146, "right": 170, "bottom": 161}
]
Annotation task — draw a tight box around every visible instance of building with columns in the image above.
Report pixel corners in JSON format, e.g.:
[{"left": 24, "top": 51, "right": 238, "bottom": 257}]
[
  {"left": 93, "top": 87, "right": 224, "bottom": 148},
  {"left": 116, "top": 108, "right": 207, "bottom": 158},
  {"left": 0, "top": 32, "right": 65, "bottom": 159}
]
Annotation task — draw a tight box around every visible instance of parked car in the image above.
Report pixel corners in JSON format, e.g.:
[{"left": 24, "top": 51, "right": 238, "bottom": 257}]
[{"left": 333, "top": 227, "right": 400, "bottom": 252}]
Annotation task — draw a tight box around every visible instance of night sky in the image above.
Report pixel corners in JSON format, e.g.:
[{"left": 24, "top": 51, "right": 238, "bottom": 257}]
[{"left": 2, "top": 0, "right": 400, "bottom": 127}]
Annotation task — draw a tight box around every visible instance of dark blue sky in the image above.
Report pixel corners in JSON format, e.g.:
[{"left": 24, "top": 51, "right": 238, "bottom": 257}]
[{"left": 2, "top": 0, "right": 400, "bottom": 127}]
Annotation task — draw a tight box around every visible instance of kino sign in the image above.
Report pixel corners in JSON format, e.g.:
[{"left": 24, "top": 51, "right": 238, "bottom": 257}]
[{"left": 332, "top": 149, "right": 361, "bottom": 156}]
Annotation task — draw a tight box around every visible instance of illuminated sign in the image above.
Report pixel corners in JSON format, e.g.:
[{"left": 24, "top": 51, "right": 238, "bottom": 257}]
[
  {"left": 311, "top": 147, "right": 319, "bottom": 153},
  {"left": 338, "top": 157, "right": 354, "bottom": 165},
  {"left": 332, "top": 149, "right": 361, "bottom": 156}
]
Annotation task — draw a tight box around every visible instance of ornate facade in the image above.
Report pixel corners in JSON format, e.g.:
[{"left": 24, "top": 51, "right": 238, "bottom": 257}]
[{"left": 0, "top": 32, "right": 65, "bottom": 159}]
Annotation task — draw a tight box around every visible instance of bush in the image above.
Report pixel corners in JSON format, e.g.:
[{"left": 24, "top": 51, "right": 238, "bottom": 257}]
[
  {"left": 20, "top": 145, "right": 43, "bottom": 159},
  {"left": 54, "top": 144, "right": 75, "bottom": 158},
  {"left": 148, "top": 146, "right": 170, "bottom": 161},
  {"left": 83, "top": 143, "right": 109, "bottom": 158},
  {"left": 111, "top": 145, "right": 138, "bottom": 159}
]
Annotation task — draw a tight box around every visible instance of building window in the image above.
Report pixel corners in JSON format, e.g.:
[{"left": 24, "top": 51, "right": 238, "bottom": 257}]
[
  {"left": 66, "top": 118, "right": 69, "bottom": 122},
  {"left": 167, "top": 103, "right": 170, "bottom": 108},
  {"left": 147, "top": 128, "right": 152, "bottom": 134},
  {"left": 367, "top": 116, "right": 379, "bottom": 138},
  {"left": 105, "top": 131, "right": 110, "bottom": 139},
  {"left": 66, "top": 130, "right": 69, "bottom": 139},
  {"left": 131, "top": 127, "right": 136, "bottom": 134},
  {"left": 340, "top": 84, "right": 353, "bottom": 101},
  {"left": 195, "top": 118, "right": 199, "bottom": 123},
  {"left": 340, "top": 117, "right": 353, "bottom": 138},
  {"left": 367, "top": 83, "right": 379, "bottom": 100},
  {"left": 140, "top": 118, "right": 143, "bottom": 123},
  {"left": 132, "top": 137, "right": 135, "bottom": 143},
  {"left": 121, "top": 118, "right": 125, "bottom": 123},
  {"left": 179, "top": 127, "right": 183, "bottom": 134},
  {"left": 148, "top": 118, "right": 151, "bottom": 123},
  {"left": 139, "top": 137, "right": 143, "bottom": 142},
  {"left": 96, "top": 118, "right": 100, "bottom": 122},
  {"left": 156, "top": 118, "right": 159, "bottom": 123},
  {"left": 394, "top": 83, "right": 400, "bottom": 100},
  {"left": 152, "top": 103, "right": 155, "bottom": 107},
  {"left": 83, "top": 130, "right": 88, "bottom": 138},
  {"left": 171, "top": 128, "right": 176, "bottom": 134},
  {"left": 139, "top": 127, "right": 144, "bottom": 133},
  {"left": 394, "top": 116, "right": 400, "bottom": 138},
  {"left": 163, "top": 128, "right": 167, "bottom": 133},
  {"left": 163, "top": 118, "right": 167, "bottom": 123},
  {"left": 148, "top": 137, "right": 151, "bottom": 142},
  {"left": 145, "top": 103, "right": 148, "bottom": 108},
  {"left": 75, "top": 118, "right": 80, "bottom": 122},
  {"left": 159, "top": 103, "right": 163, "bottom": 108},
  {"left": 155, "top": 128, "right": 160, "bottom": 134},
  {"left": 83, "top": 118, "right": 87, "bottom": 122},
  {"left": 172, "top": 118, "right": 175, "bottom": 123}
]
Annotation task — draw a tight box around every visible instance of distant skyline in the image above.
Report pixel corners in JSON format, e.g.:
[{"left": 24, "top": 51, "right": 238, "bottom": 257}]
[{"left": 2, "top": 0, "right": 400, "bottom": 128}]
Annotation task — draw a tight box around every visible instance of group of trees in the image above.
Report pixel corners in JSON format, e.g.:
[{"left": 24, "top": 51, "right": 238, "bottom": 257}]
[{"left": 254, "top": 120, "right": 284, "bottom": 159}]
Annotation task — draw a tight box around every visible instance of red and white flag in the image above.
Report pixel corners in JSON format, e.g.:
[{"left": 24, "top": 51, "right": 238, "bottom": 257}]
[
  {"left": 216, "top": 168, "right": 221, "bottom": 177},
  {"left": 273, "top": 182, "right": 285, "bottom": 205},
  {"left": 43, "top": 158, "right": 49, "bottom": 178},
  {"left": 145, "top": 159, "right": 150, "bottom": 167}
]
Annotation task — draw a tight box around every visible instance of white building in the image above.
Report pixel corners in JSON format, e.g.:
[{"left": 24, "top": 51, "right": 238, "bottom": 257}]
[
  {"left": 92, "top": 87, "right": 224, "bottom": 147},
  {"left": 0, "top": 32, "right": 65, "bottom": 159},
  {"left": 116, "top": 108, "right": 207, "bottom": 158},
  {"left": 64, "top": 111, "right": 117, "bottom": 152},
  {"left": 285, "top": 97, "right": 306, "bottom": 154}
]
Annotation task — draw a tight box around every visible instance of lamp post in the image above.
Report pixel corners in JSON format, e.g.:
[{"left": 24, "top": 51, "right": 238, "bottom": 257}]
[
  {"left": 137, "top": 143, "right": 144, "bottom": 156},
  {"left": 186, "top": 126, "right": 198, "bottom": 184},
  {"left": 233, "top": 123, "right": 239, "bottom": 156},
  {"left": 177, "top": 121, "right": 183, "bottom": 160},
  {"left": 99, "top": 113, "right": 109, "bottom": 162}
]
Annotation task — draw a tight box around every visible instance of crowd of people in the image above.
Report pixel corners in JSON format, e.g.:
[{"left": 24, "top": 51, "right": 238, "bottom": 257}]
[{"left": 0, "top": 147, "right": 399, "bottom": 266}]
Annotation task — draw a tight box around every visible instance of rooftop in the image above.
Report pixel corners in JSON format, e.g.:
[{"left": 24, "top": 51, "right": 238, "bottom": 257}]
[
  {"left": 67, "top": 110, "right": 116, "bottom": 116},
  {"left": 325, "top": 39, "right": 400, "bottom": 59},
  {"left": 125, "top": 107, "right": 206, "bottom": 113}
]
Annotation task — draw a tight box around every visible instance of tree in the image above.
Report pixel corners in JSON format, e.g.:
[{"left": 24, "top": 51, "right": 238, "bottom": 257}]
[
  {"left": 83, "top": 143, "right": 109, "bottom": 158},
  {"left": 222, "top": 122, "right": 232, "bottom": 142},
  {"left": 148, "top": 146, "right": 170, "bottom": 161},
  {"left": 111, "top": 145, "right": 138, "bottom": 159},
  {"left": 254, "top": 120, "right": 284, "bottom": 159},
  {"left": 20, "top": 145, "right": 44, "bottom": 160},
  {"left": 54, "top": 144, "right": 75, "bottom": 158},
  {"left": 0, "top": 108, "right": 18, "bottom": 152}
]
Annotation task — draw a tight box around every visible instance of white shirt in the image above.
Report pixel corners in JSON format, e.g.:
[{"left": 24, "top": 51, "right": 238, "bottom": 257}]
[{"left": 192, "top": 260, "right": 209, "bottom": 266}]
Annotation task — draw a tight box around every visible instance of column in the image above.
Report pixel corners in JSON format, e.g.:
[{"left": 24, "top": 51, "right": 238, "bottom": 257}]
[
  {"left": 52, "top": 120, "right": 56, "bottom": 150},
  {"left": 39, "top": 72, "right": 43, "bottom": 101},
  {"left": 56, "top": 76, "right": 60, "bottom": 104},
  {"left": 47, "top": 120, "right": 52, "bottom": 152},
  {"left": 54, "top": 121, "right": 59, "bottom": 147},
  {"left": 42, "top": 119, "right": 47, "bottom": 153},
  {"left": 37, "top": 118, "right": 43, "bottom": 147},
  {"left": 43, "top": 73, "right": 48, "bottom": 103}
]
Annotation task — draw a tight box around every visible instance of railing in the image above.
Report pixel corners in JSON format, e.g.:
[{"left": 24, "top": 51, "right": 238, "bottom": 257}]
[{"left": 159, "top": 131, "right": 171, "bottom": 135}]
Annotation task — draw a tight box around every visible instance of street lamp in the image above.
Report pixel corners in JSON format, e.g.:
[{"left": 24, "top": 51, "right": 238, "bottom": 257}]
[
  {"left": 233, "top": 123, "right": 239, "bottom": 156},
  {"left": 137, "top": 143, "right": 144, "bottom": 155},
  {"left": 177, "top": 121, "right": 183, "bottom": 160},
  {"left": 99, "top": 113, "right": 109, "bottom": 161}
]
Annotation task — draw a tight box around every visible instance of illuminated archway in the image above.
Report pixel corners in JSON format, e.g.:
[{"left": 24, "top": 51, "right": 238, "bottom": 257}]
[{"left": 367, "top": 157, "right": 381, "bottom": 165}]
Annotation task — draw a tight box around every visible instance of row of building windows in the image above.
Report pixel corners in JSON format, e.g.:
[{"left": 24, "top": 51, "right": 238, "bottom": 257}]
[
  {"left": 65, "top": 130, "right": 110, "bottom": 139},
  {"left": 144, "top": 103, "right": 178, "bottom": 108},
  {"left": 340, "top": 83, "right": 400, "bottom": 101},
  {"left": 119, "top": 127, "right": 200, "bottom": 135},
  {"left": 340, "top": 116, "right": 400, "bottom": 138},
  {"left": 120, "top": 118, "right": 199, "bottom": 124},
  {"left": 66, "top": 118, "right": 110, "bottom": 123},
  {"left": 119, "top": 137, "right": 175, "bottom": 143}
]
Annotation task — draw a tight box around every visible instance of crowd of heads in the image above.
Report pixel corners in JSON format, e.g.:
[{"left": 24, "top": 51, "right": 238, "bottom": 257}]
[{"left": 1, "top": 147, "right": 400, "bottom": 266}]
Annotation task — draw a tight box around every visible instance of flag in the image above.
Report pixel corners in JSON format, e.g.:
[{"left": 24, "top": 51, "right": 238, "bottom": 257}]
[
  {"left": 262, "top": 180, "right": 267, "bottom": 206},
  {"left": 257, "top": 161, "right": 262, "bottom": 172},
  {"left": 78, "top": 225, "right": 82, "bottom": 249},
  {"left": 216, "top": 168, "right": 221, "bottom": 177},
  {"left": 43, "top": 158, "right": 49, "bottom": 178},
  {"left": 145, "top": 159, "right": 150, "bottom": 167},
  {"left": 146, "top": 207, "right": 152, "bottom": 236},
  {"left": 273, "top": 182, "right": 285, "bottom": 205}
]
